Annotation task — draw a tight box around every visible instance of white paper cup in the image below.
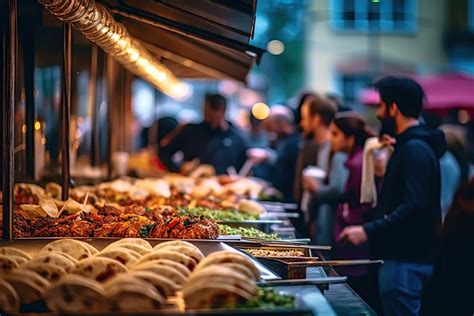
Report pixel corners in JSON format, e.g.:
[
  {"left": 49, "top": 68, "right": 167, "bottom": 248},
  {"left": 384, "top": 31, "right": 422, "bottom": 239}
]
[
  {"left": 303, "top": 166, "right": 326, "bottom": 181},
  {"left": 111, "top": 151, "right": 129, "bottom": 177}
]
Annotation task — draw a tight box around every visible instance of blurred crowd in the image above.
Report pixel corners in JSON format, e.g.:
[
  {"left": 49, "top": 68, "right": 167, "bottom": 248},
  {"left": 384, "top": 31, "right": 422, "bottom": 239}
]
[{"left": 143, "top": 76, "right": 473, "bottom": 316}]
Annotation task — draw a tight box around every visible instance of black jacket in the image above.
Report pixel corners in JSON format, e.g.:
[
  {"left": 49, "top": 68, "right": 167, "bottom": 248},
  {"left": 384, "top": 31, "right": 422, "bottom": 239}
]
[
  {"left": 364, "top": 124, "right": 446, "bottom": 263},
  {"left": 160, "top": 122, "right": 248, "bottom": 175},
  {"left": 271, "top": 133, "right": 300, "bottom": 202}
]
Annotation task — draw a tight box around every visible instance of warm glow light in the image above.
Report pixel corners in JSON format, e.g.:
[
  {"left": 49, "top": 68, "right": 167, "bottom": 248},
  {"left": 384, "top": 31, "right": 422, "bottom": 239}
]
[
  {"left": 39, "top": 0, "right": 185, "bottom": 99},
  {"left": 168, "top": 82, "right": 190, "bottom": 99},
  {"left": 34, "top": 121, "right": 41, "bottom": 130},
  {"left": 252, "top": 102, "right": 271, "bottom": 120},
  {"left": 21, "top": 124, "right": 27, "bottom": 134},
  {"left": 267, "top": 40, "right": 285, "bottom": 55}
]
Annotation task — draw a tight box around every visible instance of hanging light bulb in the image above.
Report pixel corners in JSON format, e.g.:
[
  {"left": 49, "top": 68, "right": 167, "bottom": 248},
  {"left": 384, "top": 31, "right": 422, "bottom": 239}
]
[{"left": 38, "top": 0, "right": 184, "bottom": 99}]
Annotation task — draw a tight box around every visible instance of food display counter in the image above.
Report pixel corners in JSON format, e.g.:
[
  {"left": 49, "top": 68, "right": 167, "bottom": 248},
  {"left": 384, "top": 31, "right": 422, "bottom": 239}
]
[{"left": 1, "top": 0, "right": 378, "bottom": 315}]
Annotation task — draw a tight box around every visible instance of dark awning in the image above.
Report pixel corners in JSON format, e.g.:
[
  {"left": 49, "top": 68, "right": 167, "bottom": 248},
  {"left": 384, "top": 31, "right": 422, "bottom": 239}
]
[{"left": 102, "top": 0, "right": 265, "bottom": 82}]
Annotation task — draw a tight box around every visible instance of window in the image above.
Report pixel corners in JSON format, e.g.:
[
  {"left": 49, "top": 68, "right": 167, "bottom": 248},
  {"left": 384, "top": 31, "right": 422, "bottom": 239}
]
[
  {"left": 330, "top": 0, "right": 417, "bottom": 33},
  {"left": 339, "top": 73, "right": 373, "bottom": 109}
]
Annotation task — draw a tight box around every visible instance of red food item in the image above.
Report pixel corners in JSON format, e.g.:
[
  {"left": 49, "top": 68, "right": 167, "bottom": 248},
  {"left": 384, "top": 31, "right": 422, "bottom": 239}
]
[
  {"left": 94, "top": 222, "right": 118, "bottom": 237},
  {"left": 71, "top": 220, "right": 95, "bottom": 237}
]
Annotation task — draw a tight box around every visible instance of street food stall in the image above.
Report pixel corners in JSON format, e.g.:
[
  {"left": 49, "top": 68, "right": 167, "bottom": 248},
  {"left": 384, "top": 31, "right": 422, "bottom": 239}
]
[{"left": 1, "top": 0, "right": 377, "bottom": 314}]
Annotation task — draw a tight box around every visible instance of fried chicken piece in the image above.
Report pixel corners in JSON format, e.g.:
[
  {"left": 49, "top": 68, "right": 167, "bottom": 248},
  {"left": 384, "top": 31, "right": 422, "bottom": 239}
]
[
  {"left": 94, "top": 222, "right": 118, "bottom": 237},
  {"left": 71, "top": 220, "right": 95, "bottom": 237}
]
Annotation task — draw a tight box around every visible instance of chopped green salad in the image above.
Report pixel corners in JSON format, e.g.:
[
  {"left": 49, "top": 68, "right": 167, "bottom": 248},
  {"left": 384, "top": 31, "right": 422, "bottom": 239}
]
[
  {"left": 180, "top": 207, "right": 258, "bottom": 221},
  {"left": 218, "top": 224, "right": 280, "bottom": 240},
  {"left": 243, "top": 287, "right": 295, "bottom": 309}
]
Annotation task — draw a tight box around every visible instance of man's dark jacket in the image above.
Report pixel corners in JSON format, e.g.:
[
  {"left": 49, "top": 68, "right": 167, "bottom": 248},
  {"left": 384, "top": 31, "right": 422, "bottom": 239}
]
[
  {"left": 160, "top": 122, "right": 247, "bottom": 175},
  {"left": 364, "top": 124, "right": 446, "bottom": 263}
]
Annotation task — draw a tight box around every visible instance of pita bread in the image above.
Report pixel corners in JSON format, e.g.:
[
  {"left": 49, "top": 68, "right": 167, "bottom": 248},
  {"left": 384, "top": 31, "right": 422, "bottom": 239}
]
[
  {"left": 44, "top": 275, "right": 106, "bottom": 312},
  {"left": 0, "top": 254, "right": 20, "bottom": 271},
  {"left": 80, "top": 241, "right": 99, "bottom": 255},
  {"left": 183, "top": 283, "right": 254, "bottom": 309},
  {"left": 0, "top": 279, "right": 20, "bottom": 313},
  {"left": 72, "top": 257, "right": 127, "bottom": 283},
  {"left": 57, "top": 251, "right": 79, "bottom": 264},
  {"left": 129, "top": 270, "right": 179, "bottom": 297},
  {"left": 220, "top": 263, "right": 256, "bottom": 280},
  {"left": 103, "top": 274, "right": 156, "bottom": 293},
  {"left": 132, "top": 263, "right": 187, "bottom": 285},
  {"left": 154, "top": 240, "right": 201, "bottom": 253},
  {"left": 135, "top": 250, "right": 197, "bottom": 271},
  {"left": 103, "top": 243, "right": 150, "bottom": 256},
  {"left": 2, "top": 270, "right": 50, "bottom": 304},
  {"left": 190, "top": 265, "right": 254, "bottom": 282},
  {"left": 195, "top": 251, "right": 260, "bottom": 280},
  {"left": 4, "top": 255, "right": 29, "bottom": 266},
  {"left": 154, "top": 245, "right": 204, "bottom": 263},
  {"left": 0, "top": 247, "right": 32, "bottom": 260},
  {"left": 189, "top": 266, "right": 257, "bottom": 295},
  {"left": 109, "top": 238, "right": 152, "bottom": 250},
  {"left": 106, "top": 284, "right": 165, "bottom": 311},
  {"left": 39, "top": 239, "right": 92, "bottom": 261},
  {"left": 27, "top": 252, "right": 76, "bottom": 271},
  {"left": 133, "top": 259, "right": 190, "bottom": 278},
  {"left": 187, "top": 274, "right": 257, "bottom": 297},
  {"left": 97, "top": 248, "right": 139, "bottom": 267},
  {"left": 20, "top": 262, "right": 67, "bottom": 282}
]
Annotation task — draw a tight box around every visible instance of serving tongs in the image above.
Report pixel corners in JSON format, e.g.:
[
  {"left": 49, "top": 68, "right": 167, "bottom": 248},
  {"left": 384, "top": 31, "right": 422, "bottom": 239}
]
[
  {"left": 270, "top": 259, "right": 384, "bottom": 267},
  {"left": 242, "top": 239, "right": 332, "bottom": 251},
  {"left": 259, "top": 276, "right": 348, "bottom": 286}
]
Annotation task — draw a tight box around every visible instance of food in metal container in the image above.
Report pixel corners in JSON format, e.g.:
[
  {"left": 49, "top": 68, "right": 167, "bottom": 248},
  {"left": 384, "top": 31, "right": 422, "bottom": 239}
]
[
  {"left": 244, "top": 248, "right": 305, "bottom": 258},
  {"left": 218, "top": 224, "right": 280, "bottom": 240},
  {"left": 0, "top": 240, "right": 265, "bottom": 312}
]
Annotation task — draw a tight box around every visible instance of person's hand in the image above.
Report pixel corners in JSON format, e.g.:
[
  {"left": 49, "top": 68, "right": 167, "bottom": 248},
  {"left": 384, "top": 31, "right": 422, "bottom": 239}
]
[
  {"left": 180, "top": 158, "right": 199, "bottom": 176},
  {"left": 379, "top": 134, "right": 396, "bottom": 147},
  {"left": 338, "top": 225, "right": 368, "bottom": 245},
  {"left": 246, "top": 148, "right": 269, "bottom": 165},
  {"left": 302, "top": 176, "right": 320, "bottom": 193}
]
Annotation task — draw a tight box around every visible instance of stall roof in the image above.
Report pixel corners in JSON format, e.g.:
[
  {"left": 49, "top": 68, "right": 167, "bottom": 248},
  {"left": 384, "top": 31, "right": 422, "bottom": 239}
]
[{"left": 102, "top": 0, "right": 265, "bottom": 82}]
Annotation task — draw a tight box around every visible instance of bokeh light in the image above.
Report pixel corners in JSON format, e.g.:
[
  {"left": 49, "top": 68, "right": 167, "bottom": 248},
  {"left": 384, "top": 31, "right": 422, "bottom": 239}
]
[
  {"left": 267, "top": 40, "right": 285, "bottom": 55},
  {"left": 252, "top": 102, "right": 271, "bottom": 120}
]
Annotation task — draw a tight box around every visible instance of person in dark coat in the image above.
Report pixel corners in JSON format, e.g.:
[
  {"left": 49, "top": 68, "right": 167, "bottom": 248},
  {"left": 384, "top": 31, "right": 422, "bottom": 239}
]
[
  {"left": 420, "top": 178, "right": 474, "bottom": 316},
  {"left": 339, "top": 76, "right": 446, "bottom": 316},
  {"left": 330, "top": 112, "right": 381, "bottom": 313},
  {"left": 160, "top": 94, "right": 247, "bottom": 175},
  {"left": 247, "top": 105, "right": 300, "bottom": 202}
]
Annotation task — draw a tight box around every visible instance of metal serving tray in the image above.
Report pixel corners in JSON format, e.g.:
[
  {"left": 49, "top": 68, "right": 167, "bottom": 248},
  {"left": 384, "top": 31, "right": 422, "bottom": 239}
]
[
  {"left": 0, "top": 238, "right": 280, "bottom": 281},
  {"left": 0, "top": 239, "right": 326, "bottom": 315}
]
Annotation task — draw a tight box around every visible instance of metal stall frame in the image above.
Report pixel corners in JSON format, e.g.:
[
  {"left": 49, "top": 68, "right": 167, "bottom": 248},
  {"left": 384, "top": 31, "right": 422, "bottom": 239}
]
[
  {"left": 2, "top": 0, "right": 263, "bottom": 240},
  {"left": 2, "top": 0, "right": 17, "bottom": 241}
]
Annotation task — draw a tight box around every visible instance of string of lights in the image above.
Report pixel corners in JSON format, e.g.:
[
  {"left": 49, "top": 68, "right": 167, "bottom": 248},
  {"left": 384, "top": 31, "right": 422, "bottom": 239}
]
[{"left": 38, "top": 0, "right": 188, "bottom": 98}]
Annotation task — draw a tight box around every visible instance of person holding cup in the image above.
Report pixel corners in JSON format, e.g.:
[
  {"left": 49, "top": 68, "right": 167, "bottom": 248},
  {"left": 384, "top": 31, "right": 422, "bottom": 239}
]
[{"left": 330, "top": 112, "right": 381, "bottom": 312}]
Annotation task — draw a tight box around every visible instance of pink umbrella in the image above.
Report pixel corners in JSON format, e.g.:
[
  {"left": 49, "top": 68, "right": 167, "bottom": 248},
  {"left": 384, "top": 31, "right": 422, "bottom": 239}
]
[{"left": 359, "top": 73, "right": 474, "bottom": 114}]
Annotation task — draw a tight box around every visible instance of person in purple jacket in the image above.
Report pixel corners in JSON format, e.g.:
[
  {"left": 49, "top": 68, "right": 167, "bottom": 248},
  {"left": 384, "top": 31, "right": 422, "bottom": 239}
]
[{"left": 330, "top": 112, "right": 382, "bottom": 313}]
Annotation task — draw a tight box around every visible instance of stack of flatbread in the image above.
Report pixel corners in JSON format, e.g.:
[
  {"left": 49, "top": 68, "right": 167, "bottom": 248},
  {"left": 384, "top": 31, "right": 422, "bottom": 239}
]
[
  {"left": 182, "top": 250, "right": 260, "bottom": 309},
  {"left": 0, "top": 239, "right": 203, "bottom": 312}
]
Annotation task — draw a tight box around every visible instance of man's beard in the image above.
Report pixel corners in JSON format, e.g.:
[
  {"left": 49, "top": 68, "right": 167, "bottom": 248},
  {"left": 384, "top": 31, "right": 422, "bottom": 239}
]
[{"left": 379, "top": 116, "right": 396, "bottom": 137}]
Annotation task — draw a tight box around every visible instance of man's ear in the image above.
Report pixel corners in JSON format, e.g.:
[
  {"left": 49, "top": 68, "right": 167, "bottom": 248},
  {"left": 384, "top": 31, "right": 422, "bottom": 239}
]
[{"left": 389, "top": 103, "right": 398, "bottom": 116}]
